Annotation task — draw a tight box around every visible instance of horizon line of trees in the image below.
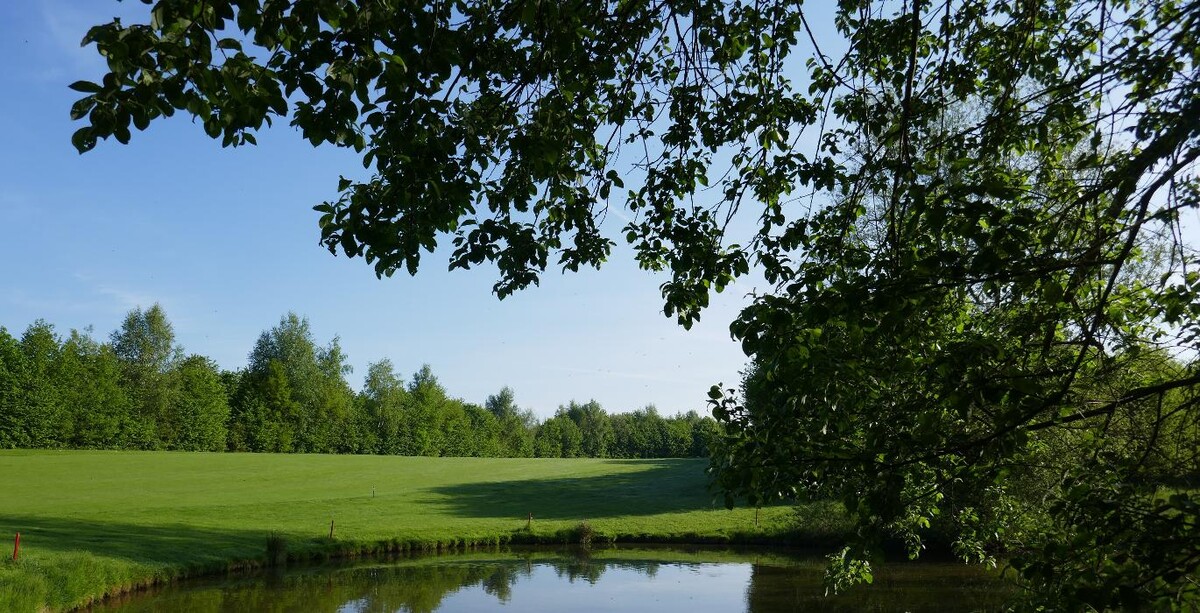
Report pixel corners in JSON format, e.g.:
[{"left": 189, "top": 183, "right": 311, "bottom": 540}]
[{"left": 0, "top": 305, "right": 720, "bottom": 459}]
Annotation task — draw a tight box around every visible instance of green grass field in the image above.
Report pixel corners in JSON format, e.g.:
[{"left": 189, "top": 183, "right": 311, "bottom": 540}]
[{"left": 0, "top": 450, "right": 846, "bottom": 611}]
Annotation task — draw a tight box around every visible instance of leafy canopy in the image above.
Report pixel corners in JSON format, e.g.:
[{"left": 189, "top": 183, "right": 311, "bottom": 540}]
[{"left": 74, "top": 0, "right": 1200, "bottom": 608}]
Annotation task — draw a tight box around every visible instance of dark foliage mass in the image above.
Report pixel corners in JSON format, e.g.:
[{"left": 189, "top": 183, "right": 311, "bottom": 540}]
[{"left": 0, "top": 307, "right": 717, "bottom": 459}]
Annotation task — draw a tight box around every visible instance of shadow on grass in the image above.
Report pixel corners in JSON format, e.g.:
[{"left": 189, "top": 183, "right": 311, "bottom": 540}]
[
  {"left": 0, "top": 514, "right": 263, "bottom": 566},
  {"left": 426, "top": 458, "right": 722, "bottom": 520}
]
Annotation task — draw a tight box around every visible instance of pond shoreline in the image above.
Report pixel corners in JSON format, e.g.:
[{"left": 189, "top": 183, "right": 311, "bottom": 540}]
[
  {"left": 70, "top": 532, "right": 837, "bottom": 612},
  {"left": 84, "top": 542, "right": 1010, "bottom": 613},
  {"left": 71, "top": 528, "right": 991, "bottom": 612}
]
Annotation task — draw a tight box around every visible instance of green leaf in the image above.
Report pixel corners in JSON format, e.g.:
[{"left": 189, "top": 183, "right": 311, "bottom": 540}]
[
  {"left": 68, "top": 81, "right": 102, "bottom": 93},
  {"left": 71, "top": 127, "right": 97, "bottom": 153}
]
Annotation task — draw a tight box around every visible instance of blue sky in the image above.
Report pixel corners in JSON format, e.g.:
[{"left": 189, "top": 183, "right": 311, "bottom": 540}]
[{"left": 0, "top": 1, "right": 772, "bottom": 418}]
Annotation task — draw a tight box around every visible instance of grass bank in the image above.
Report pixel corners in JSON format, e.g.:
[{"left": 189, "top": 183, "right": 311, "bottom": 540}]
[{"left": 0, "top": 450, "right": 849, "bottom": 611}]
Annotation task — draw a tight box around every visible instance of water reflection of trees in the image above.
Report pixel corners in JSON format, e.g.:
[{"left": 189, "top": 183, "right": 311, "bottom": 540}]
[
  {"left": 102, "top": 554, "right": 1007, "bottom": 612},
  {"left": 551, "top": 557, "right": 605, "bottom": 584},
  {"left": 744, "top": 564, "right": 1008, "bottom": 613},
  {"left": 105, "top": 556, "right": 693, "bottom": 613},
  {"left": 102, "top": 562, "right": 527, "bottom": 613},
  {"left": 480, "top": 565, "right": 520, "bottom": 603}
]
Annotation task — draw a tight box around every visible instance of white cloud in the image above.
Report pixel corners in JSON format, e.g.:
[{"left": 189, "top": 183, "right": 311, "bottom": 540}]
[
  {"left": 40, "top": 2, "right": 100, "bottom": 69},
  {"left": 30, "top": 0, "right": 147, "bottom": 82},
  {"left": 72, "top": 272, "right": 163, "bottom": 314},
  {"left": 94, "top": 285, "right": 160, "bottom": 312}
]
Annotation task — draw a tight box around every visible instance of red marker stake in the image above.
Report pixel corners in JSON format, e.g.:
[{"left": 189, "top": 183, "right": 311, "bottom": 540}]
[{"left": 12, "top": 532, "right": 19, "bottom": 561}]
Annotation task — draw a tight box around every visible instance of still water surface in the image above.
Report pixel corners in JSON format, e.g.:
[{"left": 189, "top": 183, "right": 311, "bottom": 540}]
[{"left": 91, "top": 547, "right": 1006, "bottom": 612}]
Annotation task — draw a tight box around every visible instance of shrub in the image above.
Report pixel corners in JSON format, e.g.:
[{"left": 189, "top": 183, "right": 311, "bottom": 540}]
[{"left": 265, "top": 532, "right": 288, "bottom": 566}]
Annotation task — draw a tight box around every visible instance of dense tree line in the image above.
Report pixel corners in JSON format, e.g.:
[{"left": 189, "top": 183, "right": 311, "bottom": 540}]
[{"left": 0, "top": 307, "right": 719, "bottom": 458}]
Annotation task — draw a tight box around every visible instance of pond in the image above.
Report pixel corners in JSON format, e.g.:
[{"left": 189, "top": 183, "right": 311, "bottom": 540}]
[{"left": 89, "top": 546, "right": 1008, "bottom": 612}]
